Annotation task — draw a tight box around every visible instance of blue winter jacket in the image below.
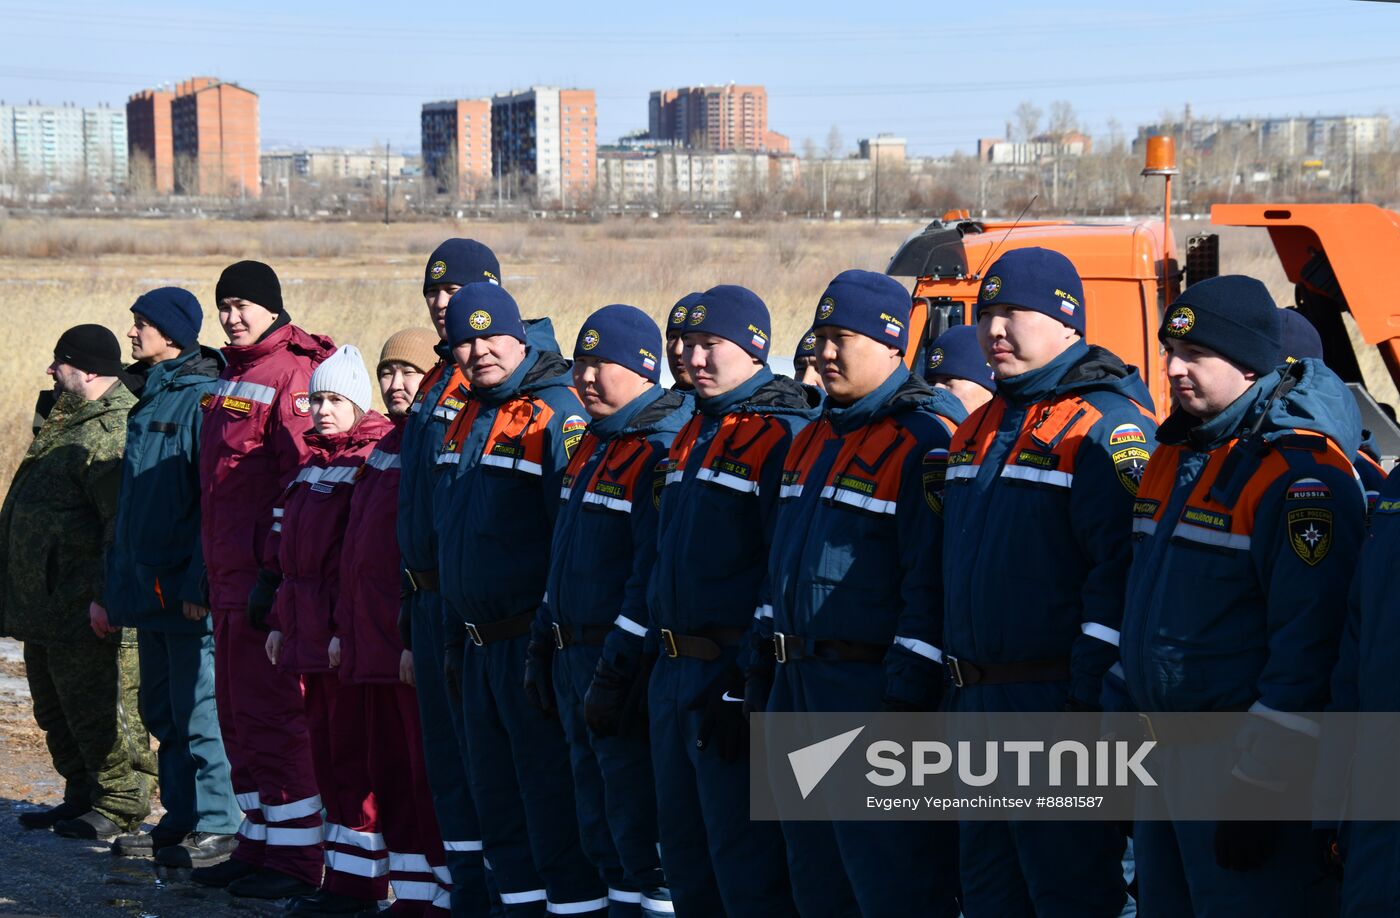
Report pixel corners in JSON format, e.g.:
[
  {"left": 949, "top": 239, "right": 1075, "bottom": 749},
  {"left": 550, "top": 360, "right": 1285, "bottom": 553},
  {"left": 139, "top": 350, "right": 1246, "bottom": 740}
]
[
  {"left": 647, "top": 368, "right": 818, "bottom": 638},
  {"left": 433, "top": 343, "right": 587, "bottom": 623},
  {"left": 1330, "top": 470, "right": 1400, "bottom": 713},
  {"left": 398, "top": 341, "right": 461, "bottom": 579},
  {"left": 541, "top": 385, "right": 693, "bottom": 661},
  {"left": 939, "top": 341, "right": 1158, "bottom": 709},
  {"left": 105, "top": 346, "right": 224, "bottom": 632},
  {"left": 766, "top": 366, "right": 965, "bottom": 704},
  {"left": 1121, "top": 358, "right": 1365, "bottom": 787}
]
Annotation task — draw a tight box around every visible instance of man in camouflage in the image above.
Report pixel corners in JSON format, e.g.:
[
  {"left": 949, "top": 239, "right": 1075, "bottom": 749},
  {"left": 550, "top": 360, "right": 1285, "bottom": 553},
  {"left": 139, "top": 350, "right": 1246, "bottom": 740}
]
[{"left": 0, "top": 325, "right": 153, "bottom": 839}]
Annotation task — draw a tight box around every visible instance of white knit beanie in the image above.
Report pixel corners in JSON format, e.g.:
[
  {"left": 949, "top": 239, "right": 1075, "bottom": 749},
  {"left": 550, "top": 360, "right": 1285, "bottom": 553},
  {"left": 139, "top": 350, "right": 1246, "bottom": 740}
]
[{"left": 310, "top": 344, "right": 372, "bottom": 413}]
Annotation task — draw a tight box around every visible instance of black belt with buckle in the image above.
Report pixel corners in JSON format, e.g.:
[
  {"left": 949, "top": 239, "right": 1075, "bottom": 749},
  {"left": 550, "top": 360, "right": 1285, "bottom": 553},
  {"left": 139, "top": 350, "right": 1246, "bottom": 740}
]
[
  {"left": 551, "top": 622, "right": 612, "bottom": 650},
  {"left": 772, "top": 633, "right": 885, "bottom": 664},
  {"left": 944, "top": 655, "right": 1071, "bottom": 688},
  {"left": 658, "top": 627, "right": 747, "bottom": 661},
  {"left": 463, "top": 610, "right": 534, "bottom": 647},
  {"left": 404, "top": 567, "right": 440, "bottom": 593}
]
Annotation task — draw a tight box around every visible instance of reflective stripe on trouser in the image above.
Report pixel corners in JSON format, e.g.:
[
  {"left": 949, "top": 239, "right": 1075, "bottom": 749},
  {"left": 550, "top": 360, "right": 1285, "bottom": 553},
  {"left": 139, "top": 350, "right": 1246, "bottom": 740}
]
[
  {"left": 768, "top": 661, "right": 960, "bottom": 918},
  {"left": 136, "top": 630, "right": 242, "bottom": 837},
  {"left": 1133, "top": 741, "right": 1315, "bottom": 918},
  {"left": 306, "top": 675, "right": 386, "bottom": 900},
  {"left": 458, "top": 632, "right": 607, "bottom": 916},
  {"left": 366, "top": 682, "right": 454, "bottom": 917},
  {"left": 553, "top": 644, "right": 665, "bottom": 913},
  {"left": 410, "top": 591, "right": 494, "bottom": 916},
  {"left": 949, "top": 681, "right": 1126, "bottom": 918},
  {"left": 214, "top": 606, "right": 322, "bottom": 883},
  {"left": 648, "top": 652, "right": 798, "bottom": 918}
]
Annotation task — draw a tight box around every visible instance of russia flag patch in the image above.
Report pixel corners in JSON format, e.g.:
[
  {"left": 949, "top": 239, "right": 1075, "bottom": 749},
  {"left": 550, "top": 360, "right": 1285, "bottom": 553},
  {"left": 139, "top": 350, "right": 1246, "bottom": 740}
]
[
  {"left": 751, "top": 334, "right": 766, "bottom": 350},
  {"left": 1060, "top": 301, "right": 1077, "bottom": 315},
  {"left": 884, "top": 322, "right": 901, "bottom": 337},
  {"left": 642, "top": 356, "right": 656, "bottom": 371}
]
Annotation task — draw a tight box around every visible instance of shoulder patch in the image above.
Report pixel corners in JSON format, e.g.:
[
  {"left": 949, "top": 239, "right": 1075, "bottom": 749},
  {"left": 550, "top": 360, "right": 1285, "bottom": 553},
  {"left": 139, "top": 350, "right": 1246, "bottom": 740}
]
[
  {"left": 1112, "top": 446, "right": 1150, "bottom": 495},
  {"left": 1181, "top": 505, "right": 1231, "bottom": 531},
  {"left": 292, "top": 392, "right": 311, "bottom": 416},
  {"left": 1109, "top": 423, "right": 1148, "bottom": 446},
  {"left": 1132, "top": 497, "right": 1160, "bottom": 517},
  {"left": 1376, "top": 497, "right": 1400, "bottom": 515},
  {"left": 922, "top": 448, "right": 949, "bottom": 513},
  {"left": 199, "top": 392, "right": 214, "bottom": 409},
  {"left": 1286, "top": 477, "right": 1331, "bottom": 501},
  {"left": 1287, "top": 507, "right": 1333, "bottom": 565},
  {"left": 562, "top": 415, "right": 587, "bottom": 460}
]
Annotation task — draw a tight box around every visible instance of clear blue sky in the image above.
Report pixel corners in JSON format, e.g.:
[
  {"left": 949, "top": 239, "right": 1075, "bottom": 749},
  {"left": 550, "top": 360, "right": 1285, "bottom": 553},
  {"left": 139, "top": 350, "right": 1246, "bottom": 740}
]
[{"left": 1, "top": 0, "right": 1397, "bottom": 156}]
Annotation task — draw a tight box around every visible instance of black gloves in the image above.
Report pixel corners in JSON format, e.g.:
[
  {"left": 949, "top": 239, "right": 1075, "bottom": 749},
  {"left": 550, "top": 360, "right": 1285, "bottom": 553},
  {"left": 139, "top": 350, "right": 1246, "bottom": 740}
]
[
  {"left": 1213, "top": 778, "right": 1282, "bottom": 871},
  {"left": 689, "top": 666, "right": 748, "bottom": 762},
  {"left": 881, "top": 644, "right": 944, "bottom": 713},
  {"left": 523, "top": 636, "right": 556, "bottom": 719},
  {"left": 585, "top": 648, "right": 656, "bottom": 738},
  {"left": 246, "top": 569, "right": 281, "bottom": 632}
]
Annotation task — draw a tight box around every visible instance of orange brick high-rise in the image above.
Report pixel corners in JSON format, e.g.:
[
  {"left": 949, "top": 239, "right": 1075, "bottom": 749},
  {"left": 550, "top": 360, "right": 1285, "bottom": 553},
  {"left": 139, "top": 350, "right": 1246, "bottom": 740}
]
[
  {"left": 126, "top": 88, "right": 174, "bottom": 194},
  {"left": 169, "top": 77, "right": 260, "bottom": 198}
]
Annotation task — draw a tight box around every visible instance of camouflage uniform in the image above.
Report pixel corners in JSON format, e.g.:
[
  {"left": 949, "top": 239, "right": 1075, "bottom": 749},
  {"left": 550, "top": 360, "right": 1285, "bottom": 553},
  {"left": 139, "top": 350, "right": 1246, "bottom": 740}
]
[{"left": 0, "top": 383, "right": 153, "bottom": 828}]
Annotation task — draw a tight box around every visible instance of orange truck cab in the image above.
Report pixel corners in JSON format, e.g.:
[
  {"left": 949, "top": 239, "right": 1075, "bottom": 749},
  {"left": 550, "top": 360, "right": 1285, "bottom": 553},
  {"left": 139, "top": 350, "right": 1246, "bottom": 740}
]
[{"left": 887, "top": 147, "right": 1400, "bottom": 465}]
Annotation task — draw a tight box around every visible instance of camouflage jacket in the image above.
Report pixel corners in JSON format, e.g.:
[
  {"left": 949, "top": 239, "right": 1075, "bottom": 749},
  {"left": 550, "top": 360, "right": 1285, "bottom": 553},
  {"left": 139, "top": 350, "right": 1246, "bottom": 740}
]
[{"left": 0, "top": 382, "right": 135, "bottom": 643}]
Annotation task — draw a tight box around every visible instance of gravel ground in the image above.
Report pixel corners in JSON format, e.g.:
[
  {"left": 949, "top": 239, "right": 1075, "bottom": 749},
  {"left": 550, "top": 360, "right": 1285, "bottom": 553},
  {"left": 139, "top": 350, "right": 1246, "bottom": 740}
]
[{"left": 0, "top": 638, "right": 286, "bottom": 917}]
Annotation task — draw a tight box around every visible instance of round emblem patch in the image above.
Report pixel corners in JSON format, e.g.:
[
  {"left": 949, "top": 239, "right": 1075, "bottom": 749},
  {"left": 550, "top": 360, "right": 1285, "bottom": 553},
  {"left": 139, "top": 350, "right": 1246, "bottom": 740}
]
[
  {"left": 800, "top": 331, "right": 817, "bottom": 353},
  {"left": 669, "top": 305, "right": 688, "bottom": 327},
  {"left": 817, "top": 296, "right": 835, "bottom": 320},
  {"left": 1166, "top": 306, "right": 1195, "bottom": 337},
  {"left": 581, "top": 329, "right": 600, "bottom": 351},
  {"left": 688, "top": 304, "right": 707, "bottom": 325},
  {"left": 469, "top": 309, "right": 492, "bottom": 331},
  {"left": 430, "top": 260, "right": 447, "bottom": 280},
  {"left": 927, "top": 347, "right": 945, "bottom": 370},
  {"left": 981, "top": 276, "right": 1002, "bottom": 301}
]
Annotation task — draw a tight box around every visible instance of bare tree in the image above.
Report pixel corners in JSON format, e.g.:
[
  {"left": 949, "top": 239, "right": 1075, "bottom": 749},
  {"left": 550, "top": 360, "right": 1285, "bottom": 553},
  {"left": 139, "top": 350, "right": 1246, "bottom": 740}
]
[
  {"left": 1014, "top": 101, "right": 1043, "bottom": 142},
  {"left": 825, "top": 125, "right": 844, "bottom": 160},
  {"left": 1047, "top": 100, "right": 1079, "bottom": 137}
]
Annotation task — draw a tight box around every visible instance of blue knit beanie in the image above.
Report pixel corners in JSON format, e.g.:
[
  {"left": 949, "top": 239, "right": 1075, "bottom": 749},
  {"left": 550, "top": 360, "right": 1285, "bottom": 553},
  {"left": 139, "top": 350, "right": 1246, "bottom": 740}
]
[
  {"left": 1279, "top": 308, "right": 1324, "bottom": 362},
  {"left": 795, "top": 327, "right": 819, "bottom": 361},
  {"left": 1160, "top": 275, "right": 1281, "bottom": 375},
  {"left": 576, "top": 304, "right": 662, "bottom": 384},
  {"left": 684, "top": 285, "right": 772, "bottom": 361},
  {"left": 444, "top": 283, "right": 527, "bottom": 347},
  {"left": 924, "top": 325, "right": 995, "bottom": 392},
  {"left": 976, "top": 247, "right": 1086, "bottom": 336},
  {"left": 131, "top": 287, "right": 203, "bottom": 348},
  {"left": 666, "top": 292, "right": 704, "bottom": 338},
  {"left": 424, "top": 239, "right": 501, "bottom": 293},
  {"left": 811, "top": 269, "right": 911, "bottom": 354}
]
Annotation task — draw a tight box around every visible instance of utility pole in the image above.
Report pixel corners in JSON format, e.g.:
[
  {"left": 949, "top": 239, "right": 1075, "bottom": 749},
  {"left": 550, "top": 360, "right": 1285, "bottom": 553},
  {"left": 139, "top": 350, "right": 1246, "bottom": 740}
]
[
  {"left": 384, "top": 141, "right": 391, "bottom": 225},
  {"left": 821, "top": 158, "right": 828, "bottom": 215},
  {"left": 873, "top": 148, "right": 880, "bottom": 223}
]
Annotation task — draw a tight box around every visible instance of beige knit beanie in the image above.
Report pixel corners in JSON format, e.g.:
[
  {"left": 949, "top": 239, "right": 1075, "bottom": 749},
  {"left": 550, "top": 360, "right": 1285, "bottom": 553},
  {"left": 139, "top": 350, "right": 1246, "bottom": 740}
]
[{"left": 378, "top": 327, "right": 440, "bottom": 375}]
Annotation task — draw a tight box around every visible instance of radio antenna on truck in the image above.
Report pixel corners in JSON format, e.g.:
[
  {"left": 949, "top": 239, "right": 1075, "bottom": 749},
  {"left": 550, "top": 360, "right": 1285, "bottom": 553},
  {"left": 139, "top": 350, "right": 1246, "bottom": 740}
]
[{"left": 972, "top": 193, "right": 1039, "bottom": 280}]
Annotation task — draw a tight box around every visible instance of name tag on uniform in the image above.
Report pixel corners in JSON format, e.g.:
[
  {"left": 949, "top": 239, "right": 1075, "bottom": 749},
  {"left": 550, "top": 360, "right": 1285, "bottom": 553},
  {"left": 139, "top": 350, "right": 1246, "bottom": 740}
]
[{"left": 222, "top": 397, "right": 253, "bottom": 415}]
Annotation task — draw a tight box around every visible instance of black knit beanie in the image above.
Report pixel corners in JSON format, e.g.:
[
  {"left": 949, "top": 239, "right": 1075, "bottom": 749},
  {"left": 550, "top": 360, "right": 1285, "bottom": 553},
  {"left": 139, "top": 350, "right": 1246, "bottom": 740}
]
[
  {"left": 54, "top": 324, "right": 124, "bottom": 376},
  {"left": 215, "top": 260, "right": 284, "bottom": 314}
]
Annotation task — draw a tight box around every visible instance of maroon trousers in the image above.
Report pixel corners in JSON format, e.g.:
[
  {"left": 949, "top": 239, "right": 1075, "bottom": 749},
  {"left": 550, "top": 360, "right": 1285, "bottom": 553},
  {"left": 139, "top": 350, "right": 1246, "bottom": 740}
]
[
  {"left": 213, "top": 608, "right": 324, "bottom": 886},
  {"left": 305, "top": 674, "right": 450, "bottom": 913}
]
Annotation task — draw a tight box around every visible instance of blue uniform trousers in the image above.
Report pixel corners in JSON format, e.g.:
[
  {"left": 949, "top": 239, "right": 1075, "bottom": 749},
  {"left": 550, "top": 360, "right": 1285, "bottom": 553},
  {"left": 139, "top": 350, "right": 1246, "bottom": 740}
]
[
  {"left": 949, "top": 682, "right": 1126, "bottom": 918},
  {"left": 768, "top": 660, "right": 960, "bottom": 918},
  {"left": 649, "top": 650, "right": 797, "bottom": 918},
  {"left": 554, "top": 644, "right": 665, "bottom": 916},
  {"left": 137, "top": 629, "right": 241, "bottom": 838},
  {"left": 410, "top": 591, "right": 494, "bottom": 916},
  {"left": 460, "top": 632, "right": 606, "bottom": 916}
]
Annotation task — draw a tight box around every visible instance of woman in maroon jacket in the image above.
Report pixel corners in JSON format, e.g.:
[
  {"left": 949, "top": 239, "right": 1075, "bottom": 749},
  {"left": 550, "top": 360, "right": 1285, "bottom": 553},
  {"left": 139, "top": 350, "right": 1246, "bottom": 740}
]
[
  {"left": 195, "top": 261, "right": 335, "bottom": 899},
  {"left": 328, "top": 329, "right": 453, "bottom": 915},
  {"left": 262, "top": 344, "right": 392, "bottom": 915}
]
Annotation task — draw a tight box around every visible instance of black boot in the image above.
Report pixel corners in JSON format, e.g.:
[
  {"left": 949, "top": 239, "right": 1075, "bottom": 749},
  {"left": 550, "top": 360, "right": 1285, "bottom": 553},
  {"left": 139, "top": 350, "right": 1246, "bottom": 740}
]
[
  {"left": 53, "top": 810, "right": 123, "bottom": 840},
  {"left": 156, "top": 831, "right": 238, "bottom": 868},
  {"left": 288, "top": 889, "right": 380, "bottom": 915},
  {"left": 17, "top": 800, "right": 89, "bottom": 830},
  {"left": 190, "top": 856, "right": 258, "bottom": 888},
  {"left": 227, "top": 867, "right": 319, "bottom": 900}
]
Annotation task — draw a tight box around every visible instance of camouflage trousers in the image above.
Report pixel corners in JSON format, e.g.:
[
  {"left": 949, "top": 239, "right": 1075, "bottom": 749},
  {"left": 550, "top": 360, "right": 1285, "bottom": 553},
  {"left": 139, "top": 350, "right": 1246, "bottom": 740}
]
[{"left": 23, "top": 634, "right": 156, "bottom": 828}]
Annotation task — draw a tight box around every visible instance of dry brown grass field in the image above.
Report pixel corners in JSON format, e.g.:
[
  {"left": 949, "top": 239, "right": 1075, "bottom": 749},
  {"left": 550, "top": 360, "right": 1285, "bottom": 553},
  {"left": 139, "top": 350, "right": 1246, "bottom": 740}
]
[{"left": 0, "top": 215, "right": 1389, "bottom": 489}]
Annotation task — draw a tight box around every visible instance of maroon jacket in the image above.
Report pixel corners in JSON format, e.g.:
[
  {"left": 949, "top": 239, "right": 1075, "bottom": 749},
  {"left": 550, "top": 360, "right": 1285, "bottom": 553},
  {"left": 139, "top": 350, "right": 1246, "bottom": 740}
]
[
  {"left": 199, "top": 322, "right": 335, "bottom": 611},
  {"left": 336, "top": 420, "right": 408, "bottom": 684},
  {"left": 266, "top": 411, "right": 392, "bottom": 675}
]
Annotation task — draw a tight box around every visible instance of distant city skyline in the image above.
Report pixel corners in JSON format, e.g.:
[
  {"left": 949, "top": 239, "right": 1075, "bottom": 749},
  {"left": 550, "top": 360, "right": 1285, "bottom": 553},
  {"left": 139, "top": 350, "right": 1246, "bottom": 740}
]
[{"left": 1, "top": 0, "right": 1396, "bottom": 157}]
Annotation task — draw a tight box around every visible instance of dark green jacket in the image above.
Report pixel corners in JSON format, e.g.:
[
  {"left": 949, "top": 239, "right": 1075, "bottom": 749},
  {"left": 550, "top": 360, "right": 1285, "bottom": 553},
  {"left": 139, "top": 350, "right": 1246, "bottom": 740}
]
[
  {"left": 105, "top": 347, "right": 223, "bottom": 632},
  {"left": 0, "top": 381, "right": 135, "bottom": 643}
]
